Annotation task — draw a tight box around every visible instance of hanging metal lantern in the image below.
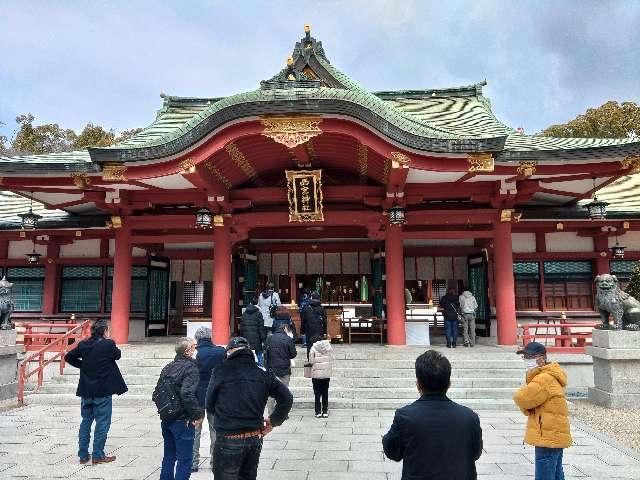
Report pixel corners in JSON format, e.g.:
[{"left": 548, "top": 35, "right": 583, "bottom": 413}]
[
  {"left": 25, "top": 242, "right": 41, "bottom": 264},
  {"left": 195, "top": 208, "right": 212, "bottom": 228},
  {"left": 387, "top": 203, "right": 406, "bottom": 225},
  {"left": 583, "top": 178, "right": 608, "bottom": 220},
  {"left": 19, "top": 196, "right": 42, "bottom": 230},
  {"left": 610, "top": 237, "right": 626, "bottom": 258}
]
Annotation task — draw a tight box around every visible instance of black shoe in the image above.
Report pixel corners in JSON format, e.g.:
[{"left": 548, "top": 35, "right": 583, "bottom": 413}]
[
  {"left": 191, "top": 467, "right": 199, "bottom": 472},
  {"left": 452, "top": 343, "right": 457, "bottom": 348},
  {"left": 470, "top": 344, "right": 474, "bottom": 347},
  {"left": 464, "top": 343, "right": 469, "bottom": 348},
  {"left": 446, "top": 343, "right": 451, "bottom": 348}
]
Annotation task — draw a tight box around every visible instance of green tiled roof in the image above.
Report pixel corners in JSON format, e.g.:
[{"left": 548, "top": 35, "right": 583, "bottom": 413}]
[
  {"left": 594, "top": 174, "right": 640, "bottom": 212},
  {"left": 0, "top": 150, "right": 95, "bottom": 173}
]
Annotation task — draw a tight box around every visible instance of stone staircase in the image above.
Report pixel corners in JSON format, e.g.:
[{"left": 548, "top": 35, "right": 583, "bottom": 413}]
[{"left": 26, "top": 343, "right": 525, "bottom": 410}]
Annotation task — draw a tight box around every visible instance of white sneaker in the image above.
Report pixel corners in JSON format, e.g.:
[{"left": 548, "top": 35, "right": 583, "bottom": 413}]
[
  {"left": 321, "top": 413, "right": 328, "bottom": 418},
  {"left": 315, "top": 413, "right": 322, "bottom": 418}
]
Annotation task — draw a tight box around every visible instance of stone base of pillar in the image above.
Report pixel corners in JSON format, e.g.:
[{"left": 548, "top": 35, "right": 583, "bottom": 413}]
[
  {"left": 586, "top": 329, "right": 640, "bottom": 409},
  {"left": 0, "top": 330, "right": 18, "bottom": 401}
]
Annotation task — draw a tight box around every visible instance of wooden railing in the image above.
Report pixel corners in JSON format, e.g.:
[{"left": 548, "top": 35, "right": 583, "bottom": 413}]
[
  {"left": 520, "top": 322, "right": 600, "bottom": 353},
  {"left": 17, "top": 320, "right": 91, "bottom": 405}
]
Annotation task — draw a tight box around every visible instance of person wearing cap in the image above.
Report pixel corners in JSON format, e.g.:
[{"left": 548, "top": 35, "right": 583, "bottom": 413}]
[
  {"left": 64, "top": 319, "right": 127, "bottom": 465},
  {"left": 191, "top": 327, "right": 225, "bottom": 473},
  {"left": 206, "top": 336, "right": 293, "bottom": 480},
  {"left": 513, "top": 341, "right": 572, "bottom": 480}
]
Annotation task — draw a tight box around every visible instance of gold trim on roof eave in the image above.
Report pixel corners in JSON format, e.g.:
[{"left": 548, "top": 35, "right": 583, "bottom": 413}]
[
  {"left": 261, "top": 116, "right": 322, "bottom": 149},
  {"left": 467, "top": 153, "right": 494, "bottom": 173}
]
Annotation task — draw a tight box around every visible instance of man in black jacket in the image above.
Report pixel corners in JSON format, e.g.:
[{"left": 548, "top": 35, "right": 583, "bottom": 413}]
[
  {"left": 264, "top": 323, "right": 297, "bottom": 414},
  {"left": 382, "top": 350, "right": 483, "bottom": 480},
  {"left": 300, "top": 292, "right": 326, "bottom": 358},
  {"left": 239, "top": 297, "right": 266, "bottom": 366},
  {"left": 65, "top": 319, "right": 127, "bottom": 465},
  {"left": 157, "top": 337, "right": 204, "bottom": 480},
  {"left": 206, "top": 337, "right": 293, "bottom": 480}
]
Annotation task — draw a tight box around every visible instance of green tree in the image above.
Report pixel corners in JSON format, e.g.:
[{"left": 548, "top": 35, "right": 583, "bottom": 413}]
[
  {"left": 72, "top": 123, "right": 116, "bottom": 149},
  {"left": 541, "top": 101, "right": 640, "bottom": 138},
  {"left": 11, "top": 114, "right": 77, "bottom": 154},
  {"left": 625, "top": 262, "right": 640, "bottom": 300}
]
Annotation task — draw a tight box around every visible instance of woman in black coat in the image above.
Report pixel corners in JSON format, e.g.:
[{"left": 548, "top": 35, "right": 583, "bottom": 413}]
[{"left": 239, "top": 297, "right": 267, "bottom": 365}]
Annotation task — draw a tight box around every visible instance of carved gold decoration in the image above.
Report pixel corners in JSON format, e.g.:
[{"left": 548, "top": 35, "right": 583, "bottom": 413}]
[
  {"left": 19, "top": 231, "right": 26, "bottom": 238},
  {"left": 383, "top": 159, "right": 391, "bottom": 185},
  {"left": 306, "top": 139, "right": 316, "bottom": 162},
  {"left": 516, "top": 161, "right": 537, "bottom": 177},
  {"left": 500, "top": 209, "right": 514, "bottom": 223},
  {"left": 178, "top": 158, "right": 196, "bottom": 174},
  {"left": 621, "top": 155, "right": 640, "bottom": 173},
  {"left": 110, "top": 216, "right": 122, "bottom": 229},
  {"left": 225, "top": 143, "right": 258, "bottom": 181},
  {"left": 261, "top": 116, "right": 322, "bottom": 149},
  {"left": 556, "top": 222, "right": 564, "bottom": 231},
  {"left": 467, "top": 153, "right": 494, "bottom": 172},
  {"left": 286, "top": 169, "right": 324, "bottom": 222},
  {"left": 70, "top": 172, "right": 91, "bottom": 188},
  {"left": 204, "top": 160, "right": 232, "bottom": 189},
  {"left": 75, "top": 230, "right": 82, "bottom": 237},
  {"left": 390, "top": 152, "right": 411, "bottom": 169},
  {"left": 357, "top": 144, "right": 368, "bottom": 184},
  {"left": 304, "top": 24, "right": 311, "bottom": 33},
  {"left": 102, "top": 164, "right": 127, "bottom": 181},
  {"left": 213, "top": 215, "right": 224, "bottom": 227},
  {"left": 600, "top": 251, "right": 608, "bottom": 257},
  {"left": 623, "top": 221, "right": 630, "bottom": 230}
]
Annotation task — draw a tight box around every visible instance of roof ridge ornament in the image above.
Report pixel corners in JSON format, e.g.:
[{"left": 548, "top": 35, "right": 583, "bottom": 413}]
[
  {"left": 260, "top": 55, "right": 321, "bottom": 90},
  {"left": 294, "top": 24, "right": 329, "bottom": 64}
]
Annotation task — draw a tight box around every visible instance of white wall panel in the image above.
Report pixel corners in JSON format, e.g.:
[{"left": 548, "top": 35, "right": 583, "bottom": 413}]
[
  {"left": 545, "top": 232, "right": 594, "bottom": 252},
  {"left": 610, "top": 231, "right": 640, "bottom": 249},
  {"left": 8, "top": 240, "right": 46, "bottom": 259},
  {"left": 60, "top": 239, "right": 101, "bottom": 258},
  {"left": 512, "top": 233, "right": 536, "bottom": 253}
]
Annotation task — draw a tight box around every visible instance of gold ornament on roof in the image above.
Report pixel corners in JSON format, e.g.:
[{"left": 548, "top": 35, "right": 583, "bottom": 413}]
[
  {"left": 102, "top": 164, "right": 127, "bottom": 181},
  {"left": 621, "top": 155, "right": 640, "bottom": 173},
  {"left": 213, "top": 215, "right": 225, "bottom": 227},
  {"left": 556, "top": 222, "right": 564, "bottom": 231},
  {"left": 390, "top": 152, "right": 411, "bottom": 169},
  {"left": 304, "top": 24, "right": 311, "bottom": 34},
  {"left": 500, "top": 209, "right": 514, "bottom": 223},
  {"left": 179, "top": 158, "right": 196, "bottom": 174},
  {"left": 261, "top": 116, "right": 322, "bottom": 149},
  {"left": 467, "top": 153, "right": 494, "bottom": 172},
  {"left": 516, "top": 161, "right": 537, "bottom": 177},
  {"left": 70, "top": 172, "right": 91, "bottom": 188}
]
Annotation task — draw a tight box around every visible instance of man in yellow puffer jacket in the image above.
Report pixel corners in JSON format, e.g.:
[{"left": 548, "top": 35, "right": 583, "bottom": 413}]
[{"left": 513, "top": 341, "right": 572, "bottom": 480}]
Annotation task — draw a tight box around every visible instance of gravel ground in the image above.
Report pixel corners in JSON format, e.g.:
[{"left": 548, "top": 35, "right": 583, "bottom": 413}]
[{"left": 571, "top": 399, "right": 640, "bottom": 452}]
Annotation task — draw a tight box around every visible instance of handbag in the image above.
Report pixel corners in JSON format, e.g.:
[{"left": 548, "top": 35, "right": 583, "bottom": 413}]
[
  {"left": 268, "top": 293, "right": 278, "bottom": 318},
  {"left": 303, "top": 363, "right": 312, "bottom": 378}
]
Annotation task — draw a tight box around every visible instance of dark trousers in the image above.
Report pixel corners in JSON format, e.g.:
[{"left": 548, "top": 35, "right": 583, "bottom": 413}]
[
  {"left": 535, "top": 447, "right": 565, "bottom": 480},
  {"left": 160, "top": 420, "right": 195, "bottom": 480},
  {"left": 213, "top": 434, "right": 263, "bottom": 480},
  {"left": 312, "top": 378, "right": 330, "bottom": 414},
  {"left": 78, "top": 395, "right": 112, "bottom": 461},
  {"left": 444, "top": 319, "right": 458, "bottom": 345}
]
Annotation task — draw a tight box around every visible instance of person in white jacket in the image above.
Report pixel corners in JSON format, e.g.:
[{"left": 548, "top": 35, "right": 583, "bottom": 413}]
[
  {"left": 258, "top": 283, "right": 281, "bottom": 337},
  {"left": 308, "top": 337, "right": 333, "bottom": 418},
  {"left": 458, "top": 290, "right": 478, "bottom": 347}
]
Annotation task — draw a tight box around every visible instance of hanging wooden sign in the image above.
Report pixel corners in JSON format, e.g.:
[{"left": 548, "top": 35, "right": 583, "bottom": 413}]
[{"left": 285, "top": 169, "right": 324, "bottom": 222}]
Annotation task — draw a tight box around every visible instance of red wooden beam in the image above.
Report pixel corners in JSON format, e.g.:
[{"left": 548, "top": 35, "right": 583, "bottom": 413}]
[{"left": 402, "top": 230, "right": 494, "bottom": 239}]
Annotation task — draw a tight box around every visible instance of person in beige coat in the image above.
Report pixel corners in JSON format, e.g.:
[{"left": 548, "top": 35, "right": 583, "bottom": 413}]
[{"left": 308, "top": 337, "right": 333, "bottom": 418}]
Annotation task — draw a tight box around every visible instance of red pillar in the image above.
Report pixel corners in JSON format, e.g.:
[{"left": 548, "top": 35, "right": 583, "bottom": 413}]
[
  {"left": 494, "top": 219, "right": 517, "bottom": 345},
  {"left": 212, "top": 223, "right": 231, "bottom": 345},
  {"left": 42, "top": 242, "right": 59, "bottom": 314},
  {"left": 593, "top": 235, "right": 610, "bottom": 276},
  {"left": 385, "top": 224, "right": 406, "bottom": 345},
  {"left": 111, "top": 225, "right": 132, "bottom": 344}
]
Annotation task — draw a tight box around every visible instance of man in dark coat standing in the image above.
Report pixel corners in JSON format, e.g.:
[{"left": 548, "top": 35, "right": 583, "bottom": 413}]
[
  {"left": 206, "top": 337, "right": 293, "bottom": 480},
  {"left": 383, "top": 350, "right": 483, "bottom": 480},
  {"left": 300, "top": 292, "right": 326, "bottom": 358},
  {"left": 64, "top": 319, "right": 127, "bottom": 465},
  {"left": 191, "top": 326, "right": 225, "bottom": 472},
  {"left": 265, "top": 323, "right": 297, "bottom": 414},
  {"left": 156, "top": 337, "right": 204, "bottom": 480},
  {"left": 440, "top": 288, "right": 461, "bottom": 348},
  {"left": 239, "top": 296, "right": 266, "bottom": 365}
]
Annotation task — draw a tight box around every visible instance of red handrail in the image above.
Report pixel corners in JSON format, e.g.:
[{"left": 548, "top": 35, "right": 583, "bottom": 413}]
[
  {"left": 520, "top": 322, "right": 599, "bottom": 353},
  {"left": 17, "top": 320, "right": 91, "bottom": 405}
]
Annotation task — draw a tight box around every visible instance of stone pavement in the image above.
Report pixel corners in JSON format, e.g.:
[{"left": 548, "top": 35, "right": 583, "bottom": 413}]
[{"left": 1, "top": 403, "right": 640, "bottom": 480}]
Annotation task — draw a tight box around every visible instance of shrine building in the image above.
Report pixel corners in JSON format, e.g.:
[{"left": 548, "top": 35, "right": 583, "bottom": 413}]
[{"left": 1, "top": 26, "right": 640, "bottom": 346}]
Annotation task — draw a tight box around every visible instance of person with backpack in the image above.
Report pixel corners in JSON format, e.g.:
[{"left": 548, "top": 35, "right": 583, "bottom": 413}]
[
  {"left": 258, "top": 283, "right": 281, "bottom": 339},
  {"left": 206, "top": 337, "right": 293, "bottom": 480},
  {"left": 153, "top": 337, "right": 204, "bottom": 480},
  {"left": 300, "top": 291, "right": 326, "bottom": 359},
  {"left": 191, "top": 327, "right": 225, "bottom": 473},
  {"left": 264, "top": 323, "right": 297, "bottom": 415},
  {"left": 239, "top": 296, "right": 267, "bottom": 366},
  {"left": 64, "top": 319, "right": 127, "bottom": 465}
]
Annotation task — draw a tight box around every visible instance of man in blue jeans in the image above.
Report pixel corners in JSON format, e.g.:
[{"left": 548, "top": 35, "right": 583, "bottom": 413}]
[
  {"left": 65, "top": 319, "right": 127, "bottom": 464},
  {"left": 206, "top": 337, "right": 293, "bottom": 480}
]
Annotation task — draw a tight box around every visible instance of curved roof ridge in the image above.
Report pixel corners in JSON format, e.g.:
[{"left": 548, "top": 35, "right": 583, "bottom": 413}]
[{"left": 373, "top": 81, "right": 487, "bottom": 100}]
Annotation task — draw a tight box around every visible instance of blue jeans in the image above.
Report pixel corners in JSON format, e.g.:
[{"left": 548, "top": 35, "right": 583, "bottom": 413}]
[
  {"left": 255, "top": 350, "right": 264, "bottom": 367},
  {"left": 160, "top": 420, "right": 196, "bottom": 480},
  {"left": 213, "top": 434, "right": 263, "bottom": 480},
  {"left": 535, "top": 447, "right": 564, "bottom": 480},
  {"left": 444, "top": 319, "right": 458, "bottom": 345},
  {"left": 78, "top": 396, "right": 112, "bottom": 460}
]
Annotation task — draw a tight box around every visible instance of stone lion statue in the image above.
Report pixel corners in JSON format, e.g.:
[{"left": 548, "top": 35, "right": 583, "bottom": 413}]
[
  {"left": 0, "top": 276, "right": 15, "bottom": 330},
  {"left": 595, "top": 274, "right": 640, "bottom": 330}
]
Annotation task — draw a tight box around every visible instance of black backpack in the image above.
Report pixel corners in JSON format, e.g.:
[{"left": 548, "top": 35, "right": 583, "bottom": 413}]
[{"left": 152, "top": 374, "right": 182, "bottom": 422}]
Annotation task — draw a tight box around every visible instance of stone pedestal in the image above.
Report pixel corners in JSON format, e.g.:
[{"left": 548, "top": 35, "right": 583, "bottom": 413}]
[
  {"left": 586, "top": 329, "right": 640, "bottom": 408},
  {"left": 0, "top": 329, "right": 18, "bottom": 401}
]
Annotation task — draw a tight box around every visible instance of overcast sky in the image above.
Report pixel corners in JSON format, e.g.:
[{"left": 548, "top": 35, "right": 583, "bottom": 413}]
[{"left": 1, "top": 0, "right": 639, "bottom": 141}]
